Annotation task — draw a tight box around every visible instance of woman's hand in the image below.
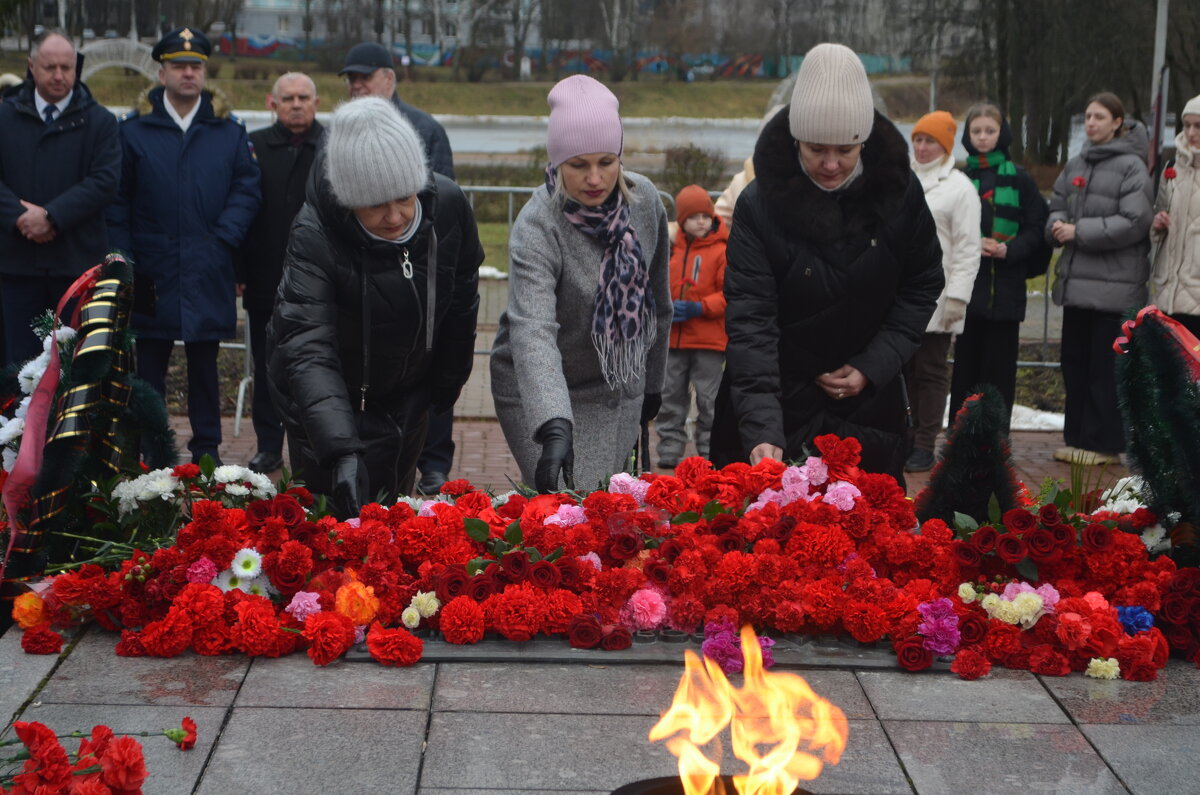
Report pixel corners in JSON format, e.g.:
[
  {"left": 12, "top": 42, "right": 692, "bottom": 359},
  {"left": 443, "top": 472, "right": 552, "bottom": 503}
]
[
  {"left": 982, "top": 238, "right": 1008, "bottom": 259},
  {"left": 816, "top": 365, "right": 868, "bottom": 401},
  {"left": 750, "top": 443, "right": 784, "bottom": 465},
  {"left": 1051, "top": 220, "right": 1076, "bottom": 244},
  {"left": 1153, "top": 211, "right": 1171, "bottom": 232}
]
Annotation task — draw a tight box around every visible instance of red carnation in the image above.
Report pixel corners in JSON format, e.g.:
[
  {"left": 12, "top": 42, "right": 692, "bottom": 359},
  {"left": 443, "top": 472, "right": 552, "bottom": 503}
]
[
  {"left": 302, "top": 610, "right": 356, "bottom": 666},
  {"left": 950, "top": 648, "right": 991, "bottom": 680},
  {"left": 1164, "top": 167, "right": 1177, "bottom": 180},
  {"left": 1081, "top": 523, "right": 1113, "bottom": 552},
  {"left": 176, "top": 716, "right": 198, "bottom": 750},
  {"left": 894, "top": 635, "right": 933, "bottom": 672},
  {"left": 172, "top": 463, "right": 201, "bottom": 479},
  {"left": 100, "top": 736, "right": 148, "bottom": 792},
  {"left": 440, "top": 478, "right": 474, "bottom": 496},
  {"left": 1002, "top": 509, "right": 1038, "bottom": 535},
  {"left": 995, "top": 533, "right": 1028, "bottom": 563},
  {"left": 970, "top": 525, "right": 999, "bottom": 554},
  {"left": 440, "top": 595, "right": 486, "bottom": 644},
  {"left": 1029, "top": 644, "right": 1071, "bottom": 676},
  {"left": 20, "top": 622, "right": 63, "bottom": 655},
  {"left": 1072, "top": 176, "right": 1086, "bottom": 188},
  {"left": 568, "top": 614, "right": 603, "bottom": 648},
  {"left": 600, "top": 624, "right": 633, "bottom": 651},
  {"left": 367, "top": 622, "right": 424, "bottom": 666}
]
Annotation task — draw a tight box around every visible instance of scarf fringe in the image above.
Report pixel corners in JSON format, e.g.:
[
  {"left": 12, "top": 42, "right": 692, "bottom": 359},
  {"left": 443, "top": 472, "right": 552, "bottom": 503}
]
[{"left": 593, "top": 315, "right": 657, "bottom": 390}]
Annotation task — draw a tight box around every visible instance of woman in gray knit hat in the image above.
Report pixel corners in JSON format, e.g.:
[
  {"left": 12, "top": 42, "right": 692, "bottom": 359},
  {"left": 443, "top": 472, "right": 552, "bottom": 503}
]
[
  {"left": 490, "top": 75, "right": 673, "bottom": 493},
  {"left": 708, "top": 42, "right": 944, "bottom": 483},
  {"left": 267, "top": 97, "right": 484, "bottom": 517}
]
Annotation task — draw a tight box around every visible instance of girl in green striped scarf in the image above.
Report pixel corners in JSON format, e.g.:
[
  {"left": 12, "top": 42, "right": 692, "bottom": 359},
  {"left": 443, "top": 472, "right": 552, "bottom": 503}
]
[{"left": 949, "top": 103, "right": 1051, "bottom": 430}]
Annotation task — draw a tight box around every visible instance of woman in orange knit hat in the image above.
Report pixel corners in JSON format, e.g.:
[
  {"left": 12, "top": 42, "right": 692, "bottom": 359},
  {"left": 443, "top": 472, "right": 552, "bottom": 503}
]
[{"left": 656, "top": 184, "right": 728, "bottom": 467}]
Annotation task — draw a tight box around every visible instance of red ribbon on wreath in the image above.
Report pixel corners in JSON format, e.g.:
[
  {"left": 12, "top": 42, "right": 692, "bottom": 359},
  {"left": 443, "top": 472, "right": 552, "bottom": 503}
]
[{"left": 1113, "top": 305, "right": 1200, "bottom": 380}]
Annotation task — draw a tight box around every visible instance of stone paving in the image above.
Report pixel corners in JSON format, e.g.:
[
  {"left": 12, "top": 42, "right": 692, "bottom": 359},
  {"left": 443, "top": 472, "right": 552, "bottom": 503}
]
[{"left": 2, "top": 623, "right": 1197, "bottom": 794}]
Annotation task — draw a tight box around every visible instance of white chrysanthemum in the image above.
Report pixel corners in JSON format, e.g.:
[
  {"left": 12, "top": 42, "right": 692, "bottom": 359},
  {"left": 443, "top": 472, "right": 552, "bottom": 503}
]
[
  {"left": 212, "top": 464, "right": 250, "bottom": 483},
  {"left": 112, "top": 479, "right": 142, "bottom": 515},
  {"left": 411, "top": 590, "right": 441, "bottom": 619},
  {"left": 1141, "top": 525, "right": 1168, "bottom": 553},
  {"left": 137, "top": 472, "right": 179, "bottom": 503},
  {"left": 2, "top": 446, "right": 17, "bottom": 473},
  {"left": 957, "top": 583, "right": 977, "bottom": 603},
  {"left": 244, "top": 576, "right": 276, "bottom": 598},
  {"left": 396, "top": 495, "right": 423, "bottom": 510},
  {"left": 490, "top": 490, "right": 519, "bottom": 507},
  {"left": 401, "top": 606, "right": 421, "bottom": 628},
  {"left": 214, "top": 569, "right": 247, "bottom": 593},
  {"left": 245, "top": 471, "right": 276, "bottom": 498},
  {"left": 224, "top": 483, "right": 250, "bottom": 497},
  {"left": 231, "top": 547, "right": 263, "bottom": 578},
  {"left": 15, "top": 395, "right": 31, "bottom": 419},
  {"left": 0, "top": 415, "right": 25, "bottom": 447},
  {"left": 17, "top": 352, "right": 50, "bottom": 395},
  {"left": 1085, "top": 657, "right": 1120, "bottom": 680}
]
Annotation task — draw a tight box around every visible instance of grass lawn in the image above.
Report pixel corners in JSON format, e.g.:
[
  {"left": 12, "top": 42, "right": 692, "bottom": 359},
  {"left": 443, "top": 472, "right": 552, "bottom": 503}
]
[{"left": 477, "top": 222, "right": 511, "bottom": 272}]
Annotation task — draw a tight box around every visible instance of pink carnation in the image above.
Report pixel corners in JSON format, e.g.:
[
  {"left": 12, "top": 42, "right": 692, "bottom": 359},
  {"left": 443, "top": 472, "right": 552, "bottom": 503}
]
[
  {"left": 546, "top": 504, "right": 588, "bottom": 527},
  {"left": 186, "top": 557, "right": 218, "bottom": 584},
  {"left": 1082, "top": 591, "right": 1111, "bottom": 612},
  {"left": 621, "top": 588, "right": 667, "bottom": 631},
  {"left": 800, "top": 456, "right": 828, "bottom": 486},
  {"left": 822, "top": 480, "right": 861, "bottom": 512},
  {"left": 285, "top": 591, "right": 324, "bottom": 622},
  {"left": 578, "top": 552, "right": 602, "bottom": 571},
  {"left": 608, "top": 473, "right": 650, "bottom": 504}
]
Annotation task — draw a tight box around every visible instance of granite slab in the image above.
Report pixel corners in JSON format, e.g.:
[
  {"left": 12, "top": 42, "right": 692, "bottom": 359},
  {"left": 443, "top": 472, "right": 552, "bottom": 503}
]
[
  {"left": 0, "top": 624, "right": 66, "bottom": 726},
  {"left": 4, "top": 703, "right": 225, "bottom": 795},
  {"left": 36, "top": 629, "right": 249, "bottom": 707},
  {"left": 1081, "top": 724, "right": 1200, "bottom": 795},
  {"left": 235, "top": 654, "right": 435, "bottom": 709},
  {"left": 432, "top": 664, "right": 874, "bottom": 720},
  {"left": 1041, "top": 659, "right": 1200, "bottom": 725},
  {"left": 884, "top": 721, "right": 1126, "bottom": 794},
  {"left": 196, "top": 707, "right": 427, "bottom": 794},
  {"left": 857, "top": 668, "right": 1069, "bottom": 723}
]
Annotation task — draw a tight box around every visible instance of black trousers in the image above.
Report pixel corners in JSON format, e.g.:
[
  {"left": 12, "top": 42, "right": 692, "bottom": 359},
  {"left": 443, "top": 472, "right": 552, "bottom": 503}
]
[
  {"left": 137, "top": 338, "right": 222, "bottom": 461},
  {"left": 1060, "top": 306, "right": 1125, "bottom": 454},
  {"left": 247, "top": 309, "right": 284, "bottom": 456},
  {"left": 950, "top": 315, "right": 1020, "bottom": 428},
  {"left": 0, "top": 274, "right": 78, "bottom": 366},
  {"left": 905, "top": 332, "right": 952, "bottom": 452},
  {"left": 417, "top": 408, "right": 455, "bottom": 475}
]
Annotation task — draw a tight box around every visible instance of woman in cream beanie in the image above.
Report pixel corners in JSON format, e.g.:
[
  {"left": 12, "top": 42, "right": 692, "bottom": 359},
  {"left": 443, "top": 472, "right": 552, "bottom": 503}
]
[
  {"left": 491, "top": 75, "right": 673, "bottom": 492},
  {"left": 709, "top": 42, "right": 945, "bottom": 484},
  {"left": 267, "top": 97, "right": 484, "bottom": 516}
]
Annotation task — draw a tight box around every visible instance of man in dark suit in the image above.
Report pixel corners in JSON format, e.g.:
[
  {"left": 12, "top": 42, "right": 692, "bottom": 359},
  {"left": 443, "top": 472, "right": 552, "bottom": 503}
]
[{"left": 236, "top": 72, "right": 322, "bottom": 474}]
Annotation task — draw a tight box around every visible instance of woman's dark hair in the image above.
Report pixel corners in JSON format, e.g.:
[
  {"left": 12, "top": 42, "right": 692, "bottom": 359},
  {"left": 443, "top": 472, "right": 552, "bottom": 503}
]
[{"left": 1087, "top": 92, "right": 1126, "bottom": 135}]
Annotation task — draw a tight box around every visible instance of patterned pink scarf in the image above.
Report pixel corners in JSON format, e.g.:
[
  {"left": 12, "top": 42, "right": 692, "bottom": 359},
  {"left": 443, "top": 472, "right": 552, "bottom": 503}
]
[{"left": 546, "top": 165, "right": 655, "bottom": 388}]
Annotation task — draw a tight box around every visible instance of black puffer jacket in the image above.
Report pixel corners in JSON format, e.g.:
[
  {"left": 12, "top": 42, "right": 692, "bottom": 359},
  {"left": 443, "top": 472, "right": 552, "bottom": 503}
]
[
  {"left": 711, "top": 107, "right": 944, "bottom": 478},
  {"left": 961, "top": 119, "right": 1052, "bottom": 322},
  {"left": 266, "top": 168, "right": 482, "bottom": 468}
]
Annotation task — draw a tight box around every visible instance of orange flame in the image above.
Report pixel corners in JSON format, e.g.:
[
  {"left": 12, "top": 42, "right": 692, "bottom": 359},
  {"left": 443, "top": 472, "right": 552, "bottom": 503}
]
[{"left": 649, "top": 625, "right": 849, "bottom": 795}]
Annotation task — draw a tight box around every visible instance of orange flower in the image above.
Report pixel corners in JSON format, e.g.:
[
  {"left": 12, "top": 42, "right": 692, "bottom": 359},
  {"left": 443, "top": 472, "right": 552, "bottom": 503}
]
[
  {"left": 12, "top": 592, "right": 45, "bottom": 629},
  {"left": 334, "top": 580, "right": 380, "bottom": 625}
]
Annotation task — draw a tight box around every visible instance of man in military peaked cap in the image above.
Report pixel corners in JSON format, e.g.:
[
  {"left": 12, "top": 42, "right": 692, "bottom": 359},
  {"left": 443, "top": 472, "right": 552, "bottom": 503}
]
[{"left": 107, "top": 25, "right": 261, "bottom": 465}]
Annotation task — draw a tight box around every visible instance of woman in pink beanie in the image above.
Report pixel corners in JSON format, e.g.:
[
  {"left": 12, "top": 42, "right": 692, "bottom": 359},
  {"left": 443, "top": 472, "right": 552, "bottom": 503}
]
[{"left": 490, "top": 75, "right": 673, "bottom": 493}]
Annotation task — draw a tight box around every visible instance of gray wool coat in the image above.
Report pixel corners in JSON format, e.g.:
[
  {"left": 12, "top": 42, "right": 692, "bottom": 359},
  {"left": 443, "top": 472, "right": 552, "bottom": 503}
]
[
  {"left": 490, "top": 170, "right": 672, "bottom": 492},
  {"left": 1047, "top": 120, "right": 1154, "bottom": 312}
]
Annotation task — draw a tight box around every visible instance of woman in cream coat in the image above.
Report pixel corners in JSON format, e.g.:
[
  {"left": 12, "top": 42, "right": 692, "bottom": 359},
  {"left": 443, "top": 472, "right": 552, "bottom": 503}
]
[
  {"left": 903, "top": 111, "right": 981, "bottom": 472},
  {"left": 1151, "top": 94, "right": 1200, "bottom": 339}
]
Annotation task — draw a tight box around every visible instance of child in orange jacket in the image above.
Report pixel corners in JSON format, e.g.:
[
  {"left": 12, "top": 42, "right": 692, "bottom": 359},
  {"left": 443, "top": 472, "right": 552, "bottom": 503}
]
[{"left": 657, "top": 185, "right": 728, "bottom": 467}]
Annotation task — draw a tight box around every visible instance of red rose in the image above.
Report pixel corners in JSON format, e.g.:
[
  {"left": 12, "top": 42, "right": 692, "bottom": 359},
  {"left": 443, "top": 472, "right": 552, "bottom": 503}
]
[
  {"left": 301, "top": 611, "right": 356, "bottom": 666},
  {"left": 1025, "top": 528, "right": 1060, "bottom": 562},
  {"left": 715, "top": 530, "right": 746, "bottom": 553},
  {"left": 1037, "top": 503, "right": 1062, "bottom": 526},
  {"left": 273, "top": 495, "right": 308, "bottom": 526},
  {"left": 643, "top": 559, "right": 671, "bottom": 588},
  {"left": 1164, "top": 167, "right": 1178, "bottom": 180},
  {"left": 245, "top": 499, "right": 273, "bottom": 527},
  {"left": 1160, "top": 593, "right": 1195, "bottom": 625},
  {"left": 1164, "top": 624, "right": 1197, "bottom": 655},
  {"left": 1029, "top": 644, "right": 1071, "bottom": 676},
  {"left": 1072, "top": 176, "right": 1087, "bottom": 188},
  {"left": 466, "top": 571, "right": 498, "bottom": 602},
  {"left": 367, "top": 622, "right": 424, "bottom": 666},
  {"left": 608, "top": 532, "right": 644, "bottom": 561},
  {"left": 995, "top": 533, "right": 1028, "bottom": 563},
  {"left": 952, "top": 540, "right": 982, "bottom": 568},
  {"left": 528, "top": 560, "right": 562, "bottom": 589},
  {"left": 950, "top": 648, "right": 992, "bottom": 680},
  {"left": 1169, "top": 568, "right": 1200, "bottom": 595},
  {"left": 957, "top": 612, "right": 988, "bottom": 646},
  {"left": 600, "top": 624, "right": 633, "bottom": 651},
  {"left": 435, "top": 569, "right": 470, "bottom": 604},
  {"left": 568, "top": 614, "right": 602, "bottom": 648},
  {"left": 894, "top": 635, "right": 933, "bottom": 672},
  {"left": 1081, "top": 523, "right": 1113, "bottom": 553},
  {"left": 20, "top": 623, "right": 63, "bottom": 655},
  {"left": 970, "top": 525, "right": 999, "bottom": 554},
  {"left": 1002, "top": 509, "right": 1038, "bottom": 535},
  {"left": 1048, "top": 522, "right": 1075, "bottom": 547},
  {"left": 500, "top": 549, "right": 530, "bottom": 581},
  {"left": 286, "top": 486, "right": 315, "bottom": 507},
  {"left": 556, "top": 558, "right": 582, "bottom": 589}
]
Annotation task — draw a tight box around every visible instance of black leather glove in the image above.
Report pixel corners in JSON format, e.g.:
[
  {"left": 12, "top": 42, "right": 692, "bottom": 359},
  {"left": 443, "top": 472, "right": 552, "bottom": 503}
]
[
  {"left": 534, "top": 418, "right": 575, "bottom": 493},
  {"left": 641, "top": 393, "right": 662, "bottom": 424},
  {"left": 331, "top": 453, "right": 370, "bottom": 518}
]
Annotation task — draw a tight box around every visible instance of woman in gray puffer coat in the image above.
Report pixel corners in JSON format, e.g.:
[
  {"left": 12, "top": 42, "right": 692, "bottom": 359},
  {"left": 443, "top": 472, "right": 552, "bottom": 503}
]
[
  {"left": 1046, "top": 92, "right": 1153, "bottom": 466},
  {"left": 490, "top": 76, "right": 672, "bottom": 493}
]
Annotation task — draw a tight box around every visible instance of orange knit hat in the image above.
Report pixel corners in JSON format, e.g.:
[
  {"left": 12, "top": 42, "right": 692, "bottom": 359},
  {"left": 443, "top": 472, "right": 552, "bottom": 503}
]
[
  {"left": 912, "top": 110, "right": 957, "bottom": 156},
  {"left": 675, "top": 184, "right": 715, "bottom": 223}
]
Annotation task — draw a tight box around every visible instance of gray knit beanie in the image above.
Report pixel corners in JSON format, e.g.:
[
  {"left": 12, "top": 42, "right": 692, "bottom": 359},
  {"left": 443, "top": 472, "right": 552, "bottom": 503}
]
[
  {"left": 789, "top": 43, "right": 874, "bottom": 145},
  {"left": 326, "top": 96, "right": 429, "bottom": 208}
]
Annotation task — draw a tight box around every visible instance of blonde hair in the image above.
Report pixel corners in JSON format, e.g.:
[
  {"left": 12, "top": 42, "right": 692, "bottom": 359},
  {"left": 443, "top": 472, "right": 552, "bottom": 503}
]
[
  {"left": 551, "top": 164, "right": 636, "bottom": 206},
  {"left": 964, "top": 102, "right": 1003, "bottom": 130}
]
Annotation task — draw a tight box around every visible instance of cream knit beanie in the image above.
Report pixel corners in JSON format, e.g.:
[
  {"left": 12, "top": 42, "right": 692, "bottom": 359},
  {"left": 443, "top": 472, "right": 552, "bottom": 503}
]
[
  {"left": 789, "top": 43, "right": 875, "bottom": 145},
  {"left": 1183, "top": 94, "right": 1200, "bottom": 120},
  {"left": 326, "top": 96, "right": 430, "bottom": 208}
]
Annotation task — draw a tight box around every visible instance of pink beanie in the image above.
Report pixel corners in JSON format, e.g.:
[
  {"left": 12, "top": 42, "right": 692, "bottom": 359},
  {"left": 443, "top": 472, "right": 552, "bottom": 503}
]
[{"left": 546, "top": 75, "right": 623, "bottom": 168}]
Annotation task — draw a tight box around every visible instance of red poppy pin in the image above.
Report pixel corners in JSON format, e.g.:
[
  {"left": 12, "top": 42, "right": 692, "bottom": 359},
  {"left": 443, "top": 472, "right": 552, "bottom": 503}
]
[
  {"left": 1164, "top": 167, "right": 1177, "bottom": 180},
  {"left": 1071, "top": 176, "right": 1086, "bottom": 189}
]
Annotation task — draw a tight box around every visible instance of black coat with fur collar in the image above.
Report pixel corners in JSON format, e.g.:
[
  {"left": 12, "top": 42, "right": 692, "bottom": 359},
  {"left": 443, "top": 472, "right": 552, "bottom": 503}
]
[{"left": 711, "top": 107, "right": 943, "bottom": 479}]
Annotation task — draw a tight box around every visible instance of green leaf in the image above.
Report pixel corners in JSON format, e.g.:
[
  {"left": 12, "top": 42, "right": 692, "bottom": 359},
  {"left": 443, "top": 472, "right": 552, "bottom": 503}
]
[
  {"left": 466, "top": 557, "right": 487, "bottom": 576},
  {"left": 702, "top": 500, "right": 728, "bottom": 520},
  {"left": 1015, "top": 557, "right": 1040, "bottom": 583},
  {"left": 493, "top": 539, "right": 511, "bottom": 556},
  {"left": 953, "top": 512, "right": 979, "bottom": 532},
  {"left": 987, "top": 493, "right": 1001, "bottom": 525},
  {"left": 198, "top": 454, "right": 216, "bottom": 480},
  {"left": 504, "top": 519, "right": 523, "bottom": 545},
  {"left": 672, "top": 511, "right": 700, "bottom": 525},
  {"left": 545, "top": 546, "right": 564, "bottom": 562},
  {"left": 463, "top": 517, "right": 490, "bottom": 543},
  {"left": 527, "top": 548, "right": 542, "bottom": 563}
]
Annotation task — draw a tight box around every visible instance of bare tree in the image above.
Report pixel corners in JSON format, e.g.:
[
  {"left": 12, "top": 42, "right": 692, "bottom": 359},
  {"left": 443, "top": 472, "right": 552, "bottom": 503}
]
[
  {"left": 450, "top": 0, "right": 504, "bottom": 80},
  {"left": 505, "top": 0, "right": 541, "bottom": 80}
]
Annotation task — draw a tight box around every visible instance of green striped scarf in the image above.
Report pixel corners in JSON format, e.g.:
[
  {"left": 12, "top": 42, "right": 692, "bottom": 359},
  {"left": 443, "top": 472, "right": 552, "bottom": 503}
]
[{"left": 966, "top": 151, "right": 1021, "bottom": 243}]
